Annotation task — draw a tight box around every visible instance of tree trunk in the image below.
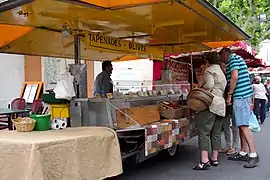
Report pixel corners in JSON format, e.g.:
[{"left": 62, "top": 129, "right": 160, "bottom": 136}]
[
  {"left": 259, "top": 28, "right": 270, "bottom": 42},
  {"left": 242, "top": 0, "right": 256, "bottom": 31},
  {"left": 213, "top": 0, "right": 217, "bottom": 7}
]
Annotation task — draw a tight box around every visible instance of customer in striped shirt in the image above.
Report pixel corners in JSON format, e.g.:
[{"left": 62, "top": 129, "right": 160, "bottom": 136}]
[{"left": 219, "top": 48, "right": 259, "bottom": 168}]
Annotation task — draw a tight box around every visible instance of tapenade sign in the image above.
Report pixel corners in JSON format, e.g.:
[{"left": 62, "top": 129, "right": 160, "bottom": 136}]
[
  {"left": 166, "top": 58, "right": 189, "bottom": 81},
  {"left": 84, "top": 33, "right": 164, "bottom": 59}
]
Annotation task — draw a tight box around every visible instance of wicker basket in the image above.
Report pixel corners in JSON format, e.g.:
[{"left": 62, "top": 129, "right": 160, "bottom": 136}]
[
  {"left": 187, "top": 88, "right": 214, "bottom": 112},
  {"left": 12, "top": 117, "right": 36, "bottom": 132},
  {"left": 160, "top": 105, "right": 184, "bottom": 119}
]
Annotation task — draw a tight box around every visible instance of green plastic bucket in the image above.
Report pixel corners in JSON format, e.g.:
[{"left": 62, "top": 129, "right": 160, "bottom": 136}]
[{"left": 30, "top": 114, "right": 51, "bottom": 131}]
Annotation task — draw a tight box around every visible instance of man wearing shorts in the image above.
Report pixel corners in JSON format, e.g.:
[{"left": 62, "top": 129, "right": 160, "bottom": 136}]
[{"left": 219, "top": 48, "right": 260, "bottom": 168}]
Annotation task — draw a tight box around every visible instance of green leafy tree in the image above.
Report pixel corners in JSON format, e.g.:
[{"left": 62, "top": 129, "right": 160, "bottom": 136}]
[{"left": 207, "top": 0, "right": 270, "bottom": 50}]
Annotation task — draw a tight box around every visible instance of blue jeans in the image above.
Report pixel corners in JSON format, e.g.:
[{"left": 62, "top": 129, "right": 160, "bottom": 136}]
[
  {"left": 232, "top": 96, "right": 253, "bottom": 127},
  {"left": 254, "top": 98, "right": 266, "bottom": 123}
]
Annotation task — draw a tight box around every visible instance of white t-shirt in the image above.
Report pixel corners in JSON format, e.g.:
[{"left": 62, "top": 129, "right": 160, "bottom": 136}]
[{"left": 252, "top": 83, "right": 268, "bottom": 100}]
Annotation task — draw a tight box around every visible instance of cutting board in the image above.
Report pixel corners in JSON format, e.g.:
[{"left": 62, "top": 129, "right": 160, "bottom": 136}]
[{"left": 116, "top": 105, "right": 160, "bottom": 129}]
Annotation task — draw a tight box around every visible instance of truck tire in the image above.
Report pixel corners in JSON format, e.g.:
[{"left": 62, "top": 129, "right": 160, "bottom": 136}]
[
  {"left": 166, "top": 144, "right": 178, "bottom": 157},
  {"left": 159, "top": 144, "right": 179, "bottom": 158},
  {"left": 122, "top": 154, "right": 139, "bottom": 171}
]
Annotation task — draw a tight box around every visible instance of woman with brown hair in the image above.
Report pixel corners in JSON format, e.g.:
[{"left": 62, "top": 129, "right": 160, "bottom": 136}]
[{"left": 193, "top": 52, "right": 227, "bottom": 170}]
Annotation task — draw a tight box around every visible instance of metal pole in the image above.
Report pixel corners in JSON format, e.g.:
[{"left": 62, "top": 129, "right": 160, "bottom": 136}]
[
  {"left": 190, "top": 55, "right": 193, "bottom": 90},
  {"left": 74, "top": 31, "right": 81, "bottom": 65},
  {"left": 190, "top": 55, "right": 193, "bottom": 117},
  {"left": 74, "top": 31, "right": 80, "bottom": 97}
]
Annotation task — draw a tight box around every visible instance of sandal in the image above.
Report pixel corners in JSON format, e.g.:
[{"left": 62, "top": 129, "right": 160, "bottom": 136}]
[
  {"left": 210, "top": 159, "right": 219, "bottom": 167},
  {"left": 192, "top": 161, "right": 210, "bottom": 170},
  {"left": 226, "top": 148, "right": 237, "bottom": 155},
  {"left": 219, "top": 147, "right": 231, "bottom": 153}
]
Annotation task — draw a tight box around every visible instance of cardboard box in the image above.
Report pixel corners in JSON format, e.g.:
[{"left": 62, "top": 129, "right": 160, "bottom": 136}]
[{"left": 116, "top": 105, "right": 160, "bottom": 129}]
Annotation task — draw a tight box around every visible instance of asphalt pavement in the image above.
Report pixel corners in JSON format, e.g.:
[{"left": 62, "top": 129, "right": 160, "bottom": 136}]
[{"left": 110, "top": 119, "right": 270, "bottom": 180}]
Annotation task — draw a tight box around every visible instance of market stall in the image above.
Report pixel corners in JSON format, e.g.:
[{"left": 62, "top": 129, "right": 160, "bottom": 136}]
[
  {"left": 246, "top": 58, "right": 266, "bottom": 68},
  {"left": 249, "top": 66, "right": 270, "bottom": 83},
  {"left": 228, "top": 41, "right": 266, "bottom": 67},
  {"left": 153, "top": 41, "right": 264, "bottom": 85},
  {"left": 250, "top": 67, "right": 270, "bottom": 74},
  {"left": 0, "top": 0, "right": 251, "bottom": 179}
]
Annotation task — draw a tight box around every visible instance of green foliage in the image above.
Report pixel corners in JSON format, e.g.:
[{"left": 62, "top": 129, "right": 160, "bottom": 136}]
[{"left": 207, "top": 0, "right": 270, "bottom": 50}]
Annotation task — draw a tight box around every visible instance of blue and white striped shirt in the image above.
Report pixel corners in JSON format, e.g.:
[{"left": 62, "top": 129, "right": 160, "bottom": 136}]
[{"left": 226, "top": 54, "right": 253, "bottom": 99}]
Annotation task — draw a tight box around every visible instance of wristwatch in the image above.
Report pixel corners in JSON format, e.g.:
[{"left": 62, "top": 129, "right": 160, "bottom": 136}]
[{"left": 228, "top": 93, "right": 233, "bottom": 96}]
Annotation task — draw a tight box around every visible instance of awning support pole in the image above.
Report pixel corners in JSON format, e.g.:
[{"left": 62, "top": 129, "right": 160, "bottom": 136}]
[
  {"left": 190, "top": 55, "right": 193, "bottom": 90},
  {"left": 74, "top": 31, "right": 81, "bottom": 65},
  {"left": 73, "top": 31, "right": 81, "bottom": 97},
  {"left": 189, "top": 55, "right": 193, "bottom": 117}
]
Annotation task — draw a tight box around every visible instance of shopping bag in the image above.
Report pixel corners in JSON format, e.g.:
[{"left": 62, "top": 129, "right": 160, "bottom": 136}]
[
  {"left": 54, "top": 72, "right": 76, "bottom": 100},
  {"left": 249, "top": 113, "right": 261, "bottom": 132},
  {"left": 266, "top": 111, "right": 270, "bottom": 118}
]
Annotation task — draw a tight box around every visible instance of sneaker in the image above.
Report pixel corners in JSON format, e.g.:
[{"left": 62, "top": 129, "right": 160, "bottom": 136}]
[
  {"left": 228, "top": 153, "right": 249, "bottom": 161},
  {"left": 243, "top": 156, "right": 260, "bottom": 168}
]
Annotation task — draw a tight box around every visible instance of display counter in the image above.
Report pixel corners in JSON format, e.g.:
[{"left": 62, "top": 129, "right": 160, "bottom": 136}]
[
  {"left": 69, "top": 93, "right": 197, "bottom": 162},
  {"left": 70, "top": 93, "right": 187, "bottom": 128}
]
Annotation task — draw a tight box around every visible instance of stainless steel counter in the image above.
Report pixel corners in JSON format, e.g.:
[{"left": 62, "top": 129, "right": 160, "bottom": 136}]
[{"left": 70, "top": 94, "right": 187, "bottom": 129}]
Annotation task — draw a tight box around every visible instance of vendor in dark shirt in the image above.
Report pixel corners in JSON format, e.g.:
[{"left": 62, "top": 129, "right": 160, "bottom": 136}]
[
  {"left": 94, "top": 60, "right": 113, "bottom": 97},
  {"left": 219, "top": 77, "right": 238, "bottom": 155}
]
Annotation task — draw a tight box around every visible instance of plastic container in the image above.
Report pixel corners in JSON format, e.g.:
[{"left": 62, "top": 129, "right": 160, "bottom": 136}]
[
  {"left": 42, "top": 93, "right": 68, "bottom": 104},
  {"left": 50, "top": 104, "right": 70, "bottom": 119},
  {"left": 30, "top": 114, "right": 51, "bottom": 131}
]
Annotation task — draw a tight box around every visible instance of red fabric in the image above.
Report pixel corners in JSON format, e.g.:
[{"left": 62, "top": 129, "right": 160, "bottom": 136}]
[
  {"left": 11, "top": 98, "right": 26, "bottom": 110},
  {"left": 152, "top": 60, "right": 163, "bottom": 90},
  {"left": 153, "top": 61, "right": 163, "bottom": 81},
  {"left": 230, "top": 41, "right": 257, "bottom": 57},
  {"left": 164, "top": 41, "right": 265, "bottom": 67},
  {"left": 31, "top": 99, "right": 44, "bottom": 114},
  {"left": 246, "top": 58, "right": 266, "bottom": 67}
]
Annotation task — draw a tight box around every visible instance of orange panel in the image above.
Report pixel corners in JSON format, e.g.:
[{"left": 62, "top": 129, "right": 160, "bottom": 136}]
[
  {"left": 109, "top": 0, "right": 168, "bottom": 7},
  {"left": 203, "top": 41, "right": 241, "bottom": 49},
  {"left": 79, "top": 0, "right": 109, "bottom": 7},
  {"left": 79, "top": 0, "right": 167, "bottom": 8},
  {"left": 112, "top": 55, "right": 141, "bottom": 62},
  {"left": 0, "top": 24, "right": 32, "bottom": 48}
]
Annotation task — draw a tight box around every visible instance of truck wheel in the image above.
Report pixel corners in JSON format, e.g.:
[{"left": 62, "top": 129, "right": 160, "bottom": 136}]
[
  {"left": 167, "top": 144, "right": 178, "bottom": 157},
  {"left": 122, "top": 154, "right": 139, "bottom": 171}
]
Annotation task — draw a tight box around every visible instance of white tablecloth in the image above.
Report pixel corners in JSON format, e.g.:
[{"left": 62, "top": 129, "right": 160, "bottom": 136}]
[{"left": 0, "top": 127, "right": 122, "bottom": 180}]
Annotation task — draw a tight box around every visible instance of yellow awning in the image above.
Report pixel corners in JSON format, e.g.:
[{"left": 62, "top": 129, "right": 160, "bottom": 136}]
[
  {"left": 0, "top": 24, "right": 127, "bottom": 61},
  {"left": 0, "top": 0, "right": 249, "bottom": 61}
]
